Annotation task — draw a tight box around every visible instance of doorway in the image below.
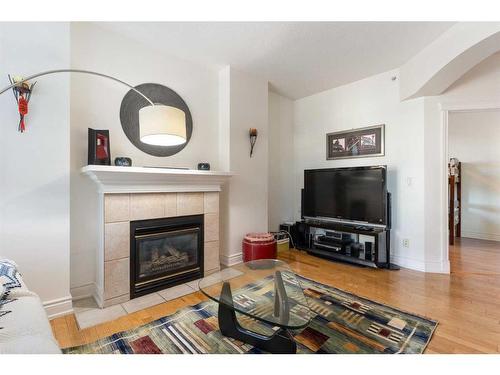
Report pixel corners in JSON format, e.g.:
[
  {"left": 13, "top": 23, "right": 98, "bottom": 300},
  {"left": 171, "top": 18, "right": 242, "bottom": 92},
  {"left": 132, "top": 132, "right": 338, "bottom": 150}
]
[{"left": 446, "top": 109, "right": 500, "bottom": 275}]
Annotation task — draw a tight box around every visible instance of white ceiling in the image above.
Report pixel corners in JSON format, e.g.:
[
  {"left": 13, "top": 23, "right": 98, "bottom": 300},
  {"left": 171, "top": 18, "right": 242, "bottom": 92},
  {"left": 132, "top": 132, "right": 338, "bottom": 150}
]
[{"left": 97, "top": 22, "right": 454, "bottom": 99}]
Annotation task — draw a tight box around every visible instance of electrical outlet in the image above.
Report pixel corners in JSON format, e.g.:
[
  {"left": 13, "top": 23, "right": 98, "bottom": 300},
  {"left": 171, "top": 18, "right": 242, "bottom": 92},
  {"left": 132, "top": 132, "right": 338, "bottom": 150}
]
[{"left": 402, "top": 239, "right": 410, "bottom": 248}]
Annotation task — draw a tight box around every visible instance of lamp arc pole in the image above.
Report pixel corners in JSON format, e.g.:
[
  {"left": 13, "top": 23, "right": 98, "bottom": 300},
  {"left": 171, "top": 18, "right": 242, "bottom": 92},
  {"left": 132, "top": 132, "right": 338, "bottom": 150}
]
[{"left": 0, "top": 69, "right": 155, "bottom": 106}]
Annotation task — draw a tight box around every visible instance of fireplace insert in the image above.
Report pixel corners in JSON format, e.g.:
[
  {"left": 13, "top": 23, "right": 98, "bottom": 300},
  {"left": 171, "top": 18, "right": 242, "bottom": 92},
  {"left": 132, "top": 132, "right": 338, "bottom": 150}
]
[{"left": 130, "top": 214, "right": 204, "bottom": 299}]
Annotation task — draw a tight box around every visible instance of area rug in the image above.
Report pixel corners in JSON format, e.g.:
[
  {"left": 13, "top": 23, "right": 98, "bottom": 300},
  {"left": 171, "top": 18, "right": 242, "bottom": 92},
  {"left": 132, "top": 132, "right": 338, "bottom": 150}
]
[{"left": 63, "top": 275, "right": 437, "bottom": 354}]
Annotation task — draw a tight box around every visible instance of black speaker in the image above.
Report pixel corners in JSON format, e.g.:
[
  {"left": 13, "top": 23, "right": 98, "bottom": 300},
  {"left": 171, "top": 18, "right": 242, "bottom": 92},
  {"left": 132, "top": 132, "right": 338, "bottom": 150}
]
[{"left": 293, "top": 221, "right": 308, "bottom": 248}]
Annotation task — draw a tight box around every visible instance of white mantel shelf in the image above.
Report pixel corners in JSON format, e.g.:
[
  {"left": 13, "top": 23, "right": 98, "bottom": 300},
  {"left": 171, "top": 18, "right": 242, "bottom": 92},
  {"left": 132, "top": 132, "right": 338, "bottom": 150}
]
[{"left": 81, "top": 165, "right": 232, "bottom": 193}]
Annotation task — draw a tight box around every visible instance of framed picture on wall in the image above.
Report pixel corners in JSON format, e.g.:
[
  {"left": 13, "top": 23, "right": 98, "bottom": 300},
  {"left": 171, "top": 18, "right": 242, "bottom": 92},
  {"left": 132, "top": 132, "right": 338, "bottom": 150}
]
[{"left": 326, "top": 124, "right": 385, "bottom": 160}]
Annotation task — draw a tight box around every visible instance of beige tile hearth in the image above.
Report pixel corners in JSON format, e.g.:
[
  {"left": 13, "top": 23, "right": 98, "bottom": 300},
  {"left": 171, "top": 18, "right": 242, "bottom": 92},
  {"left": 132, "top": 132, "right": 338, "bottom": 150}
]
[
  {"left": 122, "top": 292, "right": 165, "bottom": 314},
  {"left": 157, "top": 283, "right": 195, "bottom": 301},
  {"left": 76, "top": 303, "right": 127, "bottom": 330},
  {"left": 103, "top": 294, "right": 130, "bottom": 308},
  {"left": 73, "top": 297, "right": 99, "bottom": 314},
  {"left": 185, "top": 279, "right": 201, "bottom": 291},
  {"left": 74, "top": 282, "right": 200, "bottom": 329}
]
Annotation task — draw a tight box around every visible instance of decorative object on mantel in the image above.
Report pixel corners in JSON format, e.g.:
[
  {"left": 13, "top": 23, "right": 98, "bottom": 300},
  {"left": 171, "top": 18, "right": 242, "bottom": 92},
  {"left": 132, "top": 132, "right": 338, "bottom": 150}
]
[
  {"left": 249, "top": 128, "right": 258, "bottom": 157},
  {"left": 0, "top": 69, "right": 187, "bottom": 148},
  {"left": 197, "top": 162, "right": 210, "bottom": 171},
  {"left": 326, "top": 124, "right": 385, "bottom": 160},
  {"left": 114, "top": 157, "right": 132, "bottom": 167},
  {"left": 88, "top": 128, "right": 111, "bottom": 166},
  {"left": 7, "top": 75, "right": 37, "bottom": 132},
  {"left": 120, "top": 83, "right": 193, "bottom": 157}
]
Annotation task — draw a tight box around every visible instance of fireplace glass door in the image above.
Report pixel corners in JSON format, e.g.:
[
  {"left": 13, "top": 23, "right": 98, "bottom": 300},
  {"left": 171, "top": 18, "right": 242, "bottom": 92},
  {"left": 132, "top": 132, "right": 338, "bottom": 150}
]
[
  {"left": 137, "top": 228, "right": 200, "bottom": 280},
  {"left": 130, "top": 215, "right": 204, "bottom": 298}
]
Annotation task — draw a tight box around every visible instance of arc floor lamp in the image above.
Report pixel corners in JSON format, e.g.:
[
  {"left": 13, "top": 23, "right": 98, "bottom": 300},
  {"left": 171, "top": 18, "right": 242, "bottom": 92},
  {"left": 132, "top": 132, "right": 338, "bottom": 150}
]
[{"left": 0, "top": 69, "right": 187, "bottom": 146}]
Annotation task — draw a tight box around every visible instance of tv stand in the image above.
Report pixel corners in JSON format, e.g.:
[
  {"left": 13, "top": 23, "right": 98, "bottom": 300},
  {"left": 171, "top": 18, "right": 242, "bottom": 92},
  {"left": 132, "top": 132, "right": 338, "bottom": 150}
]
[{"left": 295, "top": 219, "right": 398, "bottom": 270}]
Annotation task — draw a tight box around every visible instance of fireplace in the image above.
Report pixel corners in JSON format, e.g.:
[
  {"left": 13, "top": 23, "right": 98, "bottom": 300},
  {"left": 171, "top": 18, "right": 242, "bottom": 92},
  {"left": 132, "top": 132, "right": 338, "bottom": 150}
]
[{"left": 130, "top": 215, "right": 204, "bottom": 299}]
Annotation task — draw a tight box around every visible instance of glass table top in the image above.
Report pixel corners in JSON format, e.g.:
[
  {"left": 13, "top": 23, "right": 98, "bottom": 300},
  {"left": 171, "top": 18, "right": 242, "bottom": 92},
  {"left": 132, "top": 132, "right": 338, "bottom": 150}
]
[{"left": 198, "top": 259, "right": 312, "bottom": 329}]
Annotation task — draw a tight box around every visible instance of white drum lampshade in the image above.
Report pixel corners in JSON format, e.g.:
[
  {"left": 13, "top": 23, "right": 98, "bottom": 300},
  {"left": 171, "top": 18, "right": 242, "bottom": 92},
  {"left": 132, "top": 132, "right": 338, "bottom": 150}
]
[{"left": 139, "top": 105, "right": 187, "bottom": 146}]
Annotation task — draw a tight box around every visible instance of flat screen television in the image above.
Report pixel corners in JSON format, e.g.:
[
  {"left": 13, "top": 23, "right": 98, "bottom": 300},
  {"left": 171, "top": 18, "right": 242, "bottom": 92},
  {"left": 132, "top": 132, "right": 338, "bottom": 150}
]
[{"left": 303, "top": 166, "right": 387, "bottom": 226}]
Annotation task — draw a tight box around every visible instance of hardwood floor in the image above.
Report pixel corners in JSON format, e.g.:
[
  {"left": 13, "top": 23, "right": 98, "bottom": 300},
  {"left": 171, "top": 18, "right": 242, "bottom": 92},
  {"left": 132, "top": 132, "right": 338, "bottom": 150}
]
[
  {"left": 51, "top": 241, "right": 500, "bottom": 353},
  {"left": 450, "top": 237, "right": 500, "bottom": 276}
]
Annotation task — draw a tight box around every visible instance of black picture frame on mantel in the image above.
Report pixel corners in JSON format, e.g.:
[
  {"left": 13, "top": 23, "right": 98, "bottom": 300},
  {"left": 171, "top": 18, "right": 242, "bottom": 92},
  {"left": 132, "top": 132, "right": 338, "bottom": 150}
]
[
  {"left": 326, "top": 124, "right": 385, "bottom": 160},
  {"left": 88, "top": 128, "right": 111, "bottom": 166}
]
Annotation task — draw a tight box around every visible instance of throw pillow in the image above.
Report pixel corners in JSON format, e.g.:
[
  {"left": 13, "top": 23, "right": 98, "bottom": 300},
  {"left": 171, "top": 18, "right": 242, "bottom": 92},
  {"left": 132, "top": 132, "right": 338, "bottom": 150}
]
[{"left": 0, "top": 259, "right": 22, "bottom": 292}]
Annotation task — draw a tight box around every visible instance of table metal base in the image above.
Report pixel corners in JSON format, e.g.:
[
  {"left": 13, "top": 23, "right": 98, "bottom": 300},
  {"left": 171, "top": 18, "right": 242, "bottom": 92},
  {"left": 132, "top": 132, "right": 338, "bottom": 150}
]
[{"left": 218, "top": 280, "right": 297, "bottom": 354}]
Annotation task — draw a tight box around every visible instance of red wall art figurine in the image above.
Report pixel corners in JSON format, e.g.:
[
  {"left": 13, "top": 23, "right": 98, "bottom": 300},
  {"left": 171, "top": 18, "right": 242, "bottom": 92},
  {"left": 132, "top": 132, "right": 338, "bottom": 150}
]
[{"left": 8, "top": 75, "right": 36, "bottom": 133}]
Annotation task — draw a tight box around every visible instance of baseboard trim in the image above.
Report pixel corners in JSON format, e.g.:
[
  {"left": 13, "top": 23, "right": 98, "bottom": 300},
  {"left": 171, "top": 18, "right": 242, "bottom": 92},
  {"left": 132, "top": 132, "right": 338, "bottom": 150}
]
[
  {"left": 43, "top": 295, "right": 73, "bottom": 319},
  {"left": 461, "top": 231, "right": 500, "bottom": 242},
  {"left": 424, "top": 259, "right": 450, "bottom": 274},
  {"left": 390, "top": 255, "right": 449, "bottom": 274},
  {"left": 70, "top": 283, "right": 97, "bottom": 301},
  {"left": 390, "top": 255, "right": 426, "bottom": 272},
  {"left": 220, "top": 252, "right": 243, "bottom": 266}
]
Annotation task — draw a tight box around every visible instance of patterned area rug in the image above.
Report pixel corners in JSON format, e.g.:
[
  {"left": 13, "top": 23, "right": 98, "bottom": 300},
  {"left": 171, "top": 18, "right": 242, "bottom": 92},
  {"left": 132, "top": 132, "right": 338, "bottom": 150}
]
[{"left": 64, "top": 275, "right": 437, "bottom": 354}]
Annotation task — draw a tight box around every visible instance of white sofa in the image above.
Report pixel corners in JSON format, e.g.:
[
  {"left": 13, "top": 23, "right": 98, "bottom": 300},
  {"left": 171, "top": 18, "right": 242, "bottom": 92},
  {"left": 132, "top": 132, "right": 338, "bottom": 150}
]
[{"left": 0, "top": 259, "right": 61, "bottom": 354}]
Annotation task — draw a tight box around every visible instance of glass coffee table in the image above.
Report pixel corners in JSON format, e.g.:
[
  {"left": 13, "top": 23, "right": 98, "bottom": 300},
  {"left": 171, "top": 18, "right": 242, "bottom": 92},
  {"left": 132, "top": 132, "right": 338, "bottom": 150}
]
[{"left": 198, "top": 259, "right": 311, "bottom": 353}]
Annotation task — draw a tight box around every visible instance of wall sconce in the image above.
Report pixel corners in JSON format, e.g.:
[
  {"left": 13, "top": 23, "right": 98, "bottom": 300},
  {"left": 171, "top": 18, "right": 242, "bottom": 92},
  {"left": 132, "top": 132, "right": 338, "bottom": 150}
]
[{"left": 249, "top": 128, "right": 258, "bottom": 157}]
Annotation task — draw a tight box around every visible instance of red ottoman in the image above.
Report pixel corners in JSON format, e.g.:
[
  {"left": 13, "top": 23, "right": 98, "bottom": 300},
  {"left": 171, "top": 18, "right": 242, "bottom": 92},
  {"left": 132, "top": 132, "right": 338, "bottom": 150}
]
[{"left": 242, "top": 233, "right": 277, "bottom": 262}]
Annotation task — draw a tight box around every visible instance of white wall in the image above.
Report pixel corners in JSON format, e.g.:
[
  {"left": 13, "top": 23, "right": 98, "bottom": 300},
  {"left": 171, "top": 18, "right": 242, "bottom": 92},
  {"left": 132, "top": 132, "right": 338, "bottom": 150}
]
[
  {"left": 70, "top": 23, "right": 221, "bottom": 295},
  {"left": 0, "top": 23, "right": 72, "bottom": 316},
  {"left": 293, "top": 70, "right": 428, "bottom": 271},
  {"left": 219, "top": 67, "right": 269, "bottom": 265},
  {"left": 448, "top": 110, "right": 500, "bottom": 241},
  {"left": 268, "top": 92, "right": 294, "bottom": 231}
]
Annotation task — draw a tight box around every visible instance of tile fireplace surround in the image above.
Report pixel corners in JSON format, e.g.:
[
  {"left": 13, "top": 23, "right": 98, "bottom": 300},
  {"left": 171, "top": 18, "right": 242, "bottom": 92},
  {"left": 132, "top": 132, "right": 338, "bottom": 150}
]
[{"left": 82, "top": 166, "right": 232, "bottom": 309}]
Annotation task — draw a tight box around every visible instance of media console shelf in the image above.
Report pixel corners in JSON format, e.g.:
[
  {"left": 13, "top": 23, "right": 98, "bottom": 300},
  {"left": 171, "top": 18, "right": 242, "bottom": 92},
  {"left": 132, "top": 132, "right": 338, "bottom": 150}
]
[
  {"left": 298, "top": 166, "right": 399, "bottom": 270},
  {"left": 295, "top": 219, "right": 397, "bottom": 269}
]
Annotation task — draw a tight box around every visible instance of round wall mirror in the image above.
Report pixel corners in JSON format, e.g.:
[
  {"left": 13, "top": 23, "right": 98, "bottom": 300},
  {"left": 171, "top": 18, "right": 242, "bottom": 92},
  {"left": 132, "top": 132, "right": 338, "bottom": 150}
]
[{"left": 120, "top": 83, "right": 193, "bottom": 157}]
